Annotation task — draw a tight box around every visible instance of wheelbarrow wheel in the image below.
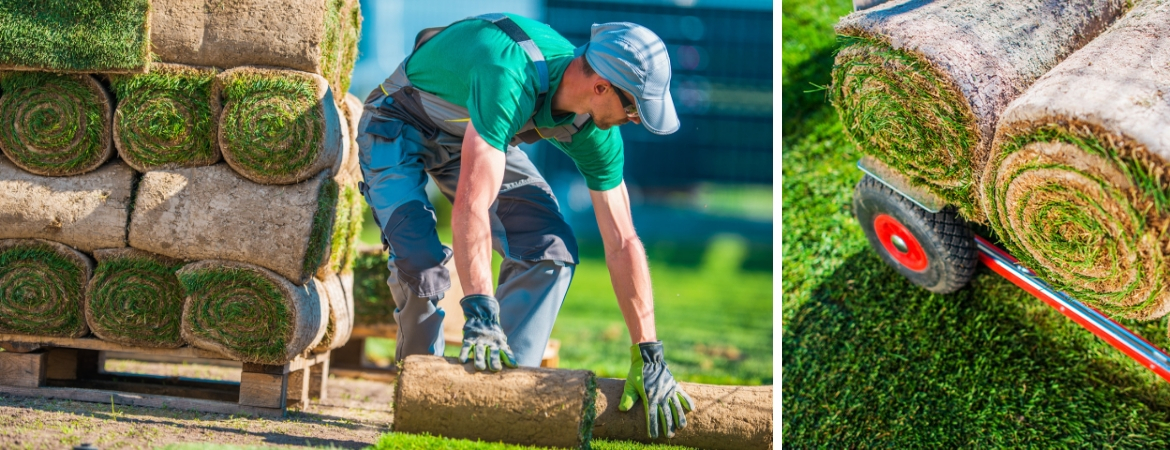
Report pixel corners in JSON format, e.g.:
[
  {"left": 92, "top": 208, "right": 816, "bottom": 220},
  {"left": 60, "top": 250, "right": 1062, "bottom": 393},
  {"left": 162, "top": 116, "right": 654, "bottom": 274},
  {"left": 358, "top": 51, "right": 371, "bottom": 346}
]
[{"left": 853, "top": 175, "right": 977, "bottom": 293}]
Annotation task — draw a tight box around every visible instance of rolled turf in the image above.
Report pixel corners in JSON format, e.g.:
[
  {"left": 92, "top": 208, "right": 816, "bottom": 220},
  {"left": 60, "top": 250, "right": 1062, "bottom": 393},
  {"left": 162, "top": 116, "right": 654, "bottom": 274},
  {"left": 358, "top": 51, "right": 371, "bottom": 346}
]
[
  {"left": 315, "top": 182, "right": 362, "bottom": 279},
  {"left": 152, "top": 0, "right": 361, "bottom": 100},
  {"left": 830, "top": 0, "right": 1126, "bottom": 220},
  {"left": 394, "top": 355, "right": 597, "bottom": 449},
  {"left": 311, "top": 272, "right": 353, "bottom": 353},
  {"left": 179, "top": 260, "right": 327, "bottom": 365},
  {"left": 0, "top": 0, "right": 150, "bottom": 73},
  {"left": 85, "top": 248, "right": 186, "bottom": 348},
  {"left": 215, "top": 66, "right": 344, "bottom": 185},
  {"left": 110, "top": 63, "right": 220, "bottom": 172},
  {"left": 129, "top": 164, "right": 338, "bottom": 285},
  {"left": 0, "top": 158, "right": 136, "bottom": 252},
  {"left": 982, "top": 0, "right": 1170, "bottom": 321},
  {"left": 0, "top": 73, "right": 115, "bottom": 176},
  {"left": 0, "top": 239, "right": 93, "bottom": 338}
]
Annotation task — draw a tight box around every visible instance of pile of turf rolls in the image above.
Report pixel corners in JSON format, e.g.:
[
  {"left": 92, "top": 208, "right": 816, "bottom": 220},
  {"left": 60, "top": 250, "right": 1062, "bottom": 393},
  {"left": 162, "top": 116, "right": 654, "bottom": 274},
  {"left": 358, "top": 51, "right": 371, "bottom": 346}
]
[
  {"left": 982, "top": 0, "right": 1170, "bottom": 323},
  {"left": 0, "top": 0, "right": 363, "bottom": 365},
  {"left": 830, "top": 0, "right": 1126, "bottom": 220}
]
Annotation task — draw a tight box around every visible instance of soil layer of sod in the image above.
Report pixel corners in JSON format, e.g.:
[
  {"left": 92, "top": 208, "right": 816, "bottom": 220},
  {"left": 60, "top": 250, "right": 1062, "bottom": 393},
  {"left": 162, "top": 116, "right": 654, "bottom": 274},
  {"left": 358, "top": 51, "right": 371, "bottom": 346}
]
[
  {"left": 179, "top": 260, "right": 326, "bottom": 365},
  {"left": 0, "top": 239, "right": 93, "bottom": 338},
  {"left": 0, "top": 0, "right": 150, "bottom": 73},
  {"left": 0, "top": 72, "right": 114, "bottom": 176},
  {"left": 85, "top": 248, "right": 187, "bottom": 348},
  {"left": 110, "top": 63, "right": 220, "bottom": 172}
]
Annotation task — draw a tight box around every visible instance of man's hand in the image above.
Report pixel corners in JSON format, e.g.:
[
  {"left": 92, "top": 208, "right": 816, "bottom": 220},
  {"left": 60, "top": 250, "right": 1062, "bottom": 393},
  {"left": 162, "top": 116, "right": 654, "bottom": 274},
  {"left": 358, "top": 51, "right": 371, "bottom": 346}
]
[
  {"left": 620, "top": 341, "right": 695, "bottom": 439},
  {"left": 458, "top": 294, "right": 517, "bottom": 372}
]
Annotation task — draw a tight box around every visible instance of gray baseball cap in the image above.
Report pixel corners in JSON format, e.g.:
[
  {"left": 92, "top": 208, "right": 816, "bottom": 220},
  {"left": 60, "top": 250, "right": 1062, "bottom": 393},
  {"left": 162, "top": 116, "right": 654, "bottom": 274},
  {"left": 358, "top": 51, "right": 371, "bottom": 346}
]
[{"left": 574, "top": 22, "right": 679, "bottom": 135}]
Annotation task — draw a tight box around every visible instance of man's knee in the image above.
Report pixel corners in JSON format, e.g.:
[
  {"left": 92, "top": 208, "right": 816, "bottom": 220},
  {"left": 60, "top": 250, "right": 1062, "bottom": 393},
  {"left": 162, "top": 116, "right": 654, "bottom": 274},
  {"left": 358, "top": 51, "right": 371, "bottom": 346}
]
[{"left": 381, "top": 200, "right": 452, "bottom": 299}]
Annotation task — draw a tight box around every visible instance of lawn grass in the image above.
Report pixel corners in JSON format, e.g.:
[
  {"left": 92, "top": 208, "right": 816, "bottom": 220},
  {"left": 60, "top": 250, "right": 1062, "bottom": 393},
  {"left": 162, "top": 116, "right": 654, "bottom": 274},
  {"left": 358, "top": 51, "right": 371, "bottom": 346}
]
[{"left": 783, "top": 0, "right": 1170, "bottom": 446}]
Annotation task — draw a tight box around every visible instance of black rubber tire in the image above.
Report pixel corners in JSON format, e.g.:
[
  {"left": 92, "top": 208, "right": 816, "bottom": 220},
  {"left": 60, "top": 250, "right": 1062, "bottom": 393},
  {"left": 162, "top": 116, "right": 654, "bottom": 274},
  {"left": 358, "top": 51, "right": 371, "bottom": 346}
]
[{"left": 853, "top": 175, "right": 977, "bottom": 294}]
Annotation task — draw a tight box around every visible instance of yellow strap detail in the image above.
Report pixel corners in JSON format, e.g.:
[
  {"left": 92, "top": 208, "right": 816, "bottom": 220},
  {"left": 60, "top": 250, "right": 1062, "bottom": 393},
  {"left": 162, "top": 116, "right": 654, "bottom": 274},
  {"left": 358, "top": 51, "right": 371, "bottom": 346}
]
[
  {"left": 444, "top": 118, "right": 471, "bottom": 123},
  {"left": 379, "top": 84, "right": 389, "bottom": 96}
]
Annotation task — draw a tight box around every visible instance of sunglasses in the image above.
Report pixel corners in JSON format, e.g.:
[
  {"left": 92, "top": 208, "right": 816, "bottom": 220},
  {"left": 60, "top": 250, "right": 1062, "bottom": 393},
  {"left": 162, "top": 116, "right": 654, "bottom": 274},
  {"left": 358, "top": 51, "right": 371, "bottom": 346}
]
[{"left": 614, "top": 86, "right": 639, "bottom": 119}]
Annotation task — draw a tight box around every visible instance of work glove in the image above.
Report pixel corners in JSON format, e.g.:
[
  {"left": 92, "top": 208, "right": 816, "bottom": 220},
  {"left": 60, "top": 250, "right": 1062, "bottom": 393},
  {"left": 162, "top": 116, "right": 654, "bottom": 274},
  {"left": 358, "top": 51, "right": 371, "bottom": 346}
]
[
  {"left": 458, "top": 294, "right": 517, "bottom": 372},
  {"left": 620, "top": 341, "right": 695, "bottom": 439}
]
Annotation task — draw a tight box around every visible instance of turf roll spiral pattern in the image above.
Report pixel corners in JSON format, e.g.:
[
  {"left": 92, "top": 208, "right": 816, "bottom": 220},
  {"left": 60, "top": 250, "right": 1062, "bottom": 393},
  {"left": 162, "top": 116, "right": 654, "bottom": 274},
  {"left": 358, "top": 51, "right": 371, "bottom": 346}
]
[
  {"left": 831, "top": 36, "right": 980, "bottom": 213},
  {"left": 179, "top": 260, "right": 325, "bottom": 365},
  {"left": 983, "top": 124, "right": 1170, "bottom": 320},
  {"left": 216, "top": 67, "right": 342, "bottom": 185},
  {"left": 0, "top": 73, "right": 113, "bottom": 176},
  {"left": 0, "top": 239, "right": 93, "bottom": 337},
  {"left": 85, "top": 249, "right": 186, "bottom": 348},
  {"left": 110, "top": 64, "right": 220, "bottom": 172}
]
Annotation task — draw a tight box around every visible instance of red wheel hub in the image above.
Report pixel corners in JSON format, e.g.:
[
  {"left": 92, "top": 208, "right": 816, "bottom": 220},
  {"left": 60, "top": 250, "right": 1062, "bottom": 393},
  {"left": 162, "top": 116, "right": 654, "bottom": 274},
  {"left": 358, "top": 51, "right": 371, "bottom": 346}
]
[{"left": 874, "top": 214, "right": 928, "bottom": 272}]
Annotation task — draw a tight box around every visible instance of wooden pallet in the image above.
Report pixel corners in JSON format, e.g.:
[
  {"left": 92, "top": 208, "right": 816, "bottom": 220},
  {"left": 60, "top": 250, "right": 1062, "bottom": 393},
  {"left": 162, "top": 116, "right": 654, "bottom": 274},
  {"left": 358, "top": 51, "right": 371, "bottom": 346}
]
[
  {"left": 329, "top": 324, "right": 560, "bottom": 382},
  {"left": 0, "top": 334, "right": 329, "bottom": 417}
]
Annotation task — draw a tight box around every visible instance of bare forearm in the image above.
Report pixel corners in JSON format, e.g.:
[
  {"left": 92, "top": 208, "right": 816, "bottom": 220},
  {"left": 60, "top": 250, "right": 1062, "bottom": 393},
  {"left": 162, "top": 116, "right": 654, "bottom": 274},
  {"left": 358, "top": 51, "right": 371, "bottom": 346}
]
[
  {"left": 452, "top": 198, "right": 495, "bottom": 296},
  {"left": 605, "top": 236, "right": 657, "bottom": 344}
]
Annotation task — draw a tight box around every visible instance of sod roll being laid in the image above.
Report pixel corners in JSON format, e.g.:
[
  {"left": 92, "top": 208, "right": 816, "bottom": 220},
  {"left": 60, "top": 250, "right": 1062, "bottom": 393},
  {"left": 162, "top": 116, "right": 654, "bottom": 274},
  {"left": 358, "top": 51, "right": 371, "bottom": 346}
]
[
  {"left": 215, "top": 67, "right": 344, "bottom": 185},
  {"left": 982, "top": 0, "right": 1170, "bottom": 321},
  {"left": 592, "top": 378, "right": 773, "bottom": 450},
  {"left": 0, "top": 0, "right": 150, "bottom": 73},
  {"left": 129, "top": 164, "right": 338, "bottom": 285},
  {"left": 311, "top": 272, "right": 353, "bottom": 353},
  {"left": 85, "top": 248, "right": 186, "bottom": 348},
  {"left": 0, "top": 73, "right": 115, "bottom": 176},
  {"left": 179, "top": 260, "right": 327, "bottom": 365},
  {"left": 0, "top": 158, "right": 135, "bottom": 252},
  {"left": 831, "top": 0, "right": 1126, "bottom": 219},
  {"left": 394, "top": 355, "right": 597, "bottom": 449},
  {"left": 110, "top": 63, "right": 221, "bottom": 172},
  {"left": 0, "top": 239, "right": 93, "bottom": 338}
]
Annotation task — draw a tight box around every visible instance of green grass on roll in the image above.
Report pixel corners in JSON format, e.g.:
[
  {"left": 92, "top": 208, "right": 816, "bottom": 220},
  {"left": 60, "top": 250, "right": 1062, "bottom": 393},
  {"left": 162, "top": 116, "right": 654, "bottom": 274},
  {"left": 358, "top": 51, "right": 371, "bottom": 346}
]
[
  {"left": 0, "top": 72, "right": 112, "bottom": 176},
  {"left": 0, "top": 0, "right": 150, "bottom": 73},
  {"left": 110, "top": 65, "right": 219, "bottom": 172},
  {"left": 218, "top": 70, "right": 326, "bottom": 182},
  {"left": 305, "top": 178, "right": 340, "bottom": 279},
  {"left": 86, "top": 249, "right": 186, "bottom": 348},
  {"left": 0, "top": 239, "right": 90, "bottom": 337},
  {"left": 179, "top": 265, "right": 293, "bottom": 365}
]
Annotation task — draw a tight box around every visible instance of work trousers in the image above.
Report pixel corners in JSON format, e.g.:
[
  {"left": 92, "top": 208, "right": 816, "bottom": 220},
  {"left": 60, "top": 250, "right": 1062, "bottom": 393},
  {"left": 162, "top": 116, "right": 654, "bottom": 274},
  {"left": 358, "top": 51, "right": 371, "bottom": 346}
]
[{"left": 355, "top": 91, "right": 579, "bottom": 367}]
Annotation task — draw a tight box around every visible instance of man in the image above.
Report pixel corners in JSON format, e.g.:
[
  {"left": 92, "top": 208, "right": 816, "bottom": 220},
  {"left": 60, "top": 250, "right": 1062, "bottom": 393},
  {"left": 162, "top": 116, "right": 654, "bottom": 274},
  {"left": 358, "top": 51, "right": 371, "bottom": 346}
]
[{"left": 356, "top": 13, "right": 693, "bottom": 438}]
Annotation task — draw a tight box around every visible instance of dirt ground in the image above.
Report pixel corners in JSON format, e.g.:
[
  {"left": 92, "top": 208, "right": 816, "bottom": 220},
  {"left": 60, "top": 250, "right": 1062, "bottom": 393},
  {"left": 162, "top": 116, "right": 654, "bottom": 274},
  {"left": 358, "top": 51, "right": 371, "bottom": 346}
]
[{"left": 0, "top": 358, "right": 397, "bottom": 449}]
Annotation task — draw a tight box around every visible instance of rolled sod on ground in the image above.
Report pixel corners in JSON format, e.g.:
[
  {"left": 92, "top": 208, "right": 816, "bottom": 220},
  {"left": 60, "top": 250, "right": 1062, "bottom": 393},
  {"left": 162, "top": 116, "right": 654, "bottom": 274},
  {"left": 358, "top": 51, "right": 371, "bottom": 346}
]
[
  {"left": 394, "top": 355, "right": 597, "bottom": 449},
  {"left": 110, "top": 63, "right": 221, "bottom": 172},
  {"left": 831, "top": 0, "right": 1126, "bottom": 219},
  {"left": 311, "top": 272, "right": 354, "bottom": 353},
  {"left": 85, "top": 248, "right": 186, "bottom": 348},
  {"left": 0, "top": 0, "right": 150, "bottom": 73},
  {"left": 215, "top": 66, "right": 344, "bottom": 185},
  {"left": 152, "top": 0, "right": 362, "bottom": 97},
  {"left": 0, "top": 239, "right": 93, "bottom": 338},
  {"left": 0, "top": 73, "right": 115, "bottom": 176},
  {"left": 592, "top": 378, "right": 773, "bottom": 450},
  {"left": 129, "top": 164, "right": 338, "bottom": 285},
  {"left": 179, "top": 260, "right": 327, "bottom": 365},
  {"left": 0, "top": 158, "right": 135, "bottom": 252},
  {"left": 982, "top": 0, "right": 1170, "bottom": 321}
]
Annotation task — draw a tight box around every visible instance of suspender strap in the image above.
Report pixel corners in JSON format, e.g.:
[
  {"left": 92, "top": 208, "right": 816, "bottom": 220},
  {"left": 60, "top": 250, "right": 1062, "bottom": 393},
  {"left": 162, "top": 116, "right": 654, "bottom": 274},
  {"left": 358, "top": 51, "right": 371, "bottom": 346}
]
[{"left": 475, "top": 13, "right": 549, "bottom": 110}]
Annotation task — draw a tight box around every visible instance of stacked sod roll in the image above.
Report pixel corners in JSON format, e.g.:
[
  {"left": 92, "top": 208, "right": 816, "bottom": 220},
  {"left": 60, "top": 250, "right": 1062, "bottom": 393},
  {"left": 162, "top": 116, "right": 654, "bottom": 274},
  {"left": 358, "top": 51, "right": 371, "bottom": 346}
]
[
  {"left": 831, "top": 0, "right": 1127, "bottom": 219},
  {"left": 982, "top": 0, "right": 1170, "bottom": 322},
  {"left": 0, "top": 0, "right": 363, "bottom": 364}
]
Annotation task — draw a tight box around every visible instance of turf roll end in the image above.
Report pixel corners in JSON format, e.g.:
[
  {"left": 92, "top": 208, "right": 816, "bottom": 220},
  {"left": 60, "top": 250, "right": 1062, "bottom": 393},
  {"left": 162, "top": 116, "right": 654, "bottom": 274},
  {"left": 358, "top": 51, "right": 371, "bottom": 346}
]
[
  {"left": 310, "top": 272, "right": 353, "bottom": 353},
  {"left": 984, "top": 123, "right": 1170, "bottom": 320},
  {"left": 0, "top": 73, "right": 114, "bottom": 176},
  {"left": 831, "top": 36, "right": 981, "bottom": 215},
  {"left": 0, "top": 239, "right": 93, "bottom": 338},
  {"left": 110, "top": 63, "right": 220, "bottom": 172},
  {"left": 215, "top": 66, "right": 343, "bottom": 185},
  {"left": 85, "top": 248, "right": 186, "bottom": 348},
  {"left": 179, "top": 260, "right": 326, "bottom": 365}
]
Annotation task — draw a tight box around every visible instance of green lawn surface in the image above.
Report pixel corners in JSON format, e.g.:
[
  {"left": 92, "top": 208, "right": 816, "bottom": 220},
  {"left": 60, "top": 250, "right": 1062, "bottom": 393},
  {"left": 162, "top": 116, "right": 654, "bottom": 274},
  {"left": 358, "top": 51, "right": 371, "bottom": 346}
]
[
  {"left": 783, "top": 0, "right": 1170, "bottom": 446},
  {"left": 163, "top": 436, "right": 698, "bottom": 450}
]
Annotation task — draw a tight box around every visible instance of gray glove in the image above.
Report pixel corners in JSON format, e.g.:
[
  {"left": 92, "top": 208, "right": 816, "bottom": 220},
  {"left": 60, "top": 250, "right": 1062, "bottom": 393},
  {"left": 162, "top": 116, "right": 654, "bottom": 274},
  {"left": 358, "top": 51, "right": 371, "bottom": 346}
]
[
  {"left": 620, "top": 341, "right": 695, "bottom": 438},
  {"left": 458, "top": 294, "right": 517, "bottom": 372}
]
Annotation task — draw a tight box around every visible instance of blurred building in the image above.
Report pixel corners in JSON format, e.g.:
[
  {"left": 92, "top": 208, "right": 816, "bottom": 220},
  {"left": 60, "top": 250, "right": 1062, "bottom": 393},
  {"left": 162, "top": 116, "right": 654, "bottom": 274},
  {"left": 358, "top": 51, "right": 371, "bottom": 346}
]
[{"left": 349, "top": 0, "right": 772, "bottom": 259}]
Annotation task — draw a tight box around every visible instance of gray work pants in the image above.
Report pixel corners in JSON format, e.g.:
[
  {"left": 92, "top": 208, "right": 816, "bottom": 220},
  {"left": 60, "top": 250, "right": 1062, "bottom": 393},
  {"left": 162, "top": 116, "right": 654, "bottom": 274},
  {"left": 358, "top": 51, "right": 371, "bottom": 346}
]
[{"left": 355, "top": 92, "right": 578, "bottom": 367}]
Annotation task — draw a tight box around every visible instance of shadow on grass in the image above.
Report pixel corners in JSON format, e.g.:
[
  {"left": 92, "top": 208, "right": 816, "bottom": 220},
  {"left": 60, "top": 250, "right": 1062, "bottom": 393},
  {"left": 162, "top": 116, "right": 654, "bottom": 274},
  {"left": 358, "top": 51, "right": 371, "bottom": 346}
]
[{"left": 783, "top": 249, "right": 1170, "bottom": 447}]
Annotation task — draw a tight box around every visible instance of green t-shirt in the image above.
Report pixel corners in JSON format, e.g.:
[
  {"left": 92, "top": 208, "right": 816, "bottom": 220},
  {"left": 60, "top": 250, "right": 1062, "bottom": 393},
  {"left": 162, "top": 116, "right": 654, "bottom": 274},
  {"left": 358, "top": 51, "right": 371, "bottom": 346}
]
[{"left": 405, "top": 13, "right": 625, "bottom": 191}]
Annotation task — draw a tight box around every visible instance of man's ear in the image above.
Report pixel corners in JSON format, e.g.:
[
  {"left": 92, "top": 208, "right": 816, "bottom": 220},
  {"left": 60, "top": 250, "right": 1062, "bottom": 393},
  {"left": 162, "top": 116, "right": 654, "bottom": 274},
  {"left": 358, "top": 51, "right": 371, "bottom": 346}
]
[{"left": 593, "top": 80, "right": 610, "bottom": 96}]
